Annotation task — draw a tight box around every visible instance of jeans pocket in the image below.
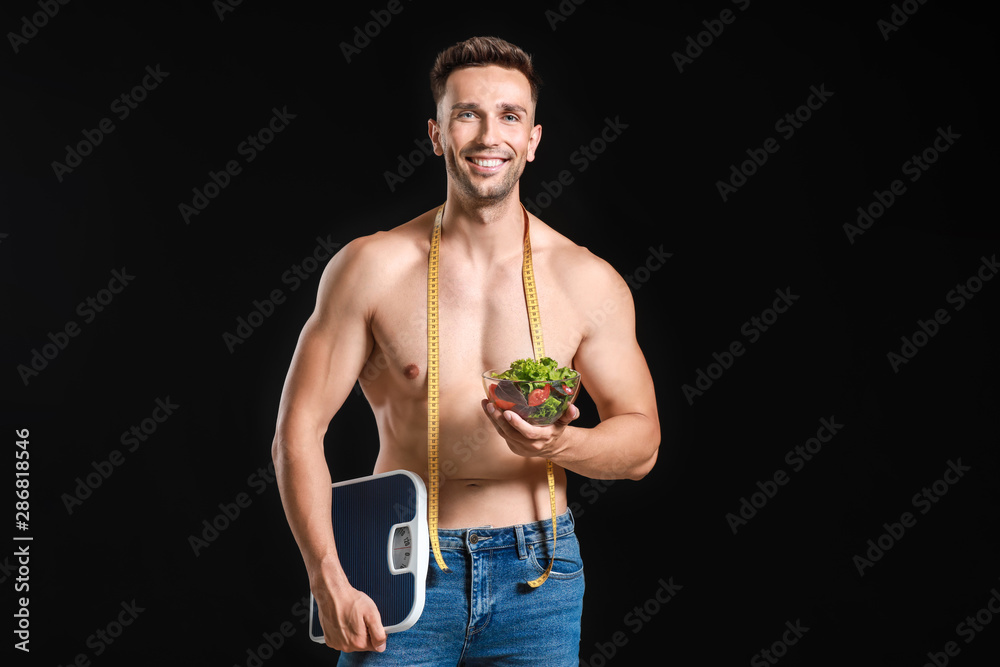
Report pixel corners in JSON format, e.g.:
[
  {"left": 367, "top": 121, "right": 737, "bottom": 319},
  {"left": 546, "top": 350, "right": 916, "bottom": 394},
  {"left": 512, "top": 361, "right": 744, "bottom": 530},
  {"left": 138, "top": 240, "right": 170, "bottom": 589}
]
[{"left": 527, "top": 534, "right": 585, "bottom": 581}]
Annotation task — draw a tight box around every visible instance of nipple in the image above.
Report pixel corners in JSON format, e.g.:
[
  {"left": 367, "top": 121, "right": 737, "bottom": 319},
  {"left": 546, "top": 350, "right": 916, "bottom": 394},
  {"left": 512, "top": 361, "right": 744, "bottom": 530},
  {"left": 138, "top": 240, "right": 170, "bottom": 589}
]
[{"left": 403, "top": 363, "right": 420, "bottom": 379}]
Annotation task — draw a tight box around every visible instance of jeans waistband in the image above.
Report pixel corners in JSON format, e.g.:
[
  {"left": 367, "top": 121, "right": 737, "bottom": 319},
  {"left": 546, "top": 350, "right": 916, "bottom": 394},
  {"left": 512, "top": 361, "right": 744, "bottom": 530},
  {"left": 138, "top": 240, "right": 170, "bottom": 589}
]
[{"left": 435, "top": 509, "right": 575, "bottom": 554}]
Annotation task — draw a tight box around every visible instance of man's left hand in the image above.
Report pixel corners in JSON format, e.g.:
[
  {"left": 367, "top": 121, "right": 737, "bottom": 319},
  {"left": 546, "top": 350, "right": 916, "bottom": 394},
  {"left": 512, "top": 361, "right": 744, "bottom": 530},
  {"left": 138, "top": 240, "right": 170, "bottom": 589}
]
[{"left": 481, "top": 399, "right": 580, "bottom": 460}]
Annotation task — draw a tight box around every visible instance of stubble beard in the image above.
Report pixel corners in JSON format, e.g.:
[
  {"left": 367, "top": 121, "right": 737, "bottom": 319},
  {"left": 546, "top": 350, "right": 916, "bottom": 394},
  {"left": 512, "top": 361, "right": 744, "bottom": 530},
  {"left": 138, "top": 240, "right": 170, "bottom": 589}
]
[{"left": 443, "top": 143, "right": 525, "bottom": 208}]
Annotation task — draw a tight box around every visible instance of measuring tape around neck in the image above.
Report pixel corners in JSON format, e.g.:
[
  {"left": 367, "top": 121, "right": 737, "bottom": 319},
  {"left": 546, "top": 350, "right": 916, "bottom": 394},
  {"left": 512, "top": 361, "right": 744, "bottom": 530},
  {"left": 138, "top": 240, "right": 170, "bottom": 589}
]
[{"left": 427, "top": 202, "right": 558, "bottom": 588}]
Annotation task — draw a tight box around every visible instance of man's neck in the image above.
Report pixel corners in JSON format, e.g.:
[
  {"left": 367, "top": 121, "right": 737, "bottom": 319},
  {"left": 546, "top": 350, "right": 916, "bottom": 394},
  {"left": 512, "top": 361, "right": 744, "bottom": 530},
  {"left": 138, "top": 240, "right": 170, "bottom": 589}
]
[{"left": 441, "top": 188, "right": 525, "bottom": 264}]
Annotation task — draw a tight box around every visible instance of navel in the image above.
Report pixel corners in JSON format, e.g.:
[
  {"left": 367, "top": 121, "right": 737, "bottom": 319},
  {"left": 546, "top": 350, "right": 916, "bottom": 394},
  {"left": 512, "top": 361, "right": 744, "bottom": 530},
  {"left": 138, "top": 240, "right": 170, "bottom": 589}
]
[{"left": 403, "top": 363, "right": 420, "bottom": 379}]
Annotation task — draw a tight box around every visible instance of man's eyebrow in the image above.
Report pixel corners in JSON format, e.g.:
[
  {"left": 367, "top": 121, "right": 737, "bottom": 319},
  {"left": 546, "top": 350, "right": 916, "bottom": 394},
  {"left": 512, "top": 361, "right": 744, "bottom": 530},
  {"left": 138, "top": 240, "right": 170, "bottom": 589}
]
[
  {"left": 450, "top": 102, "right": 528, "bottom": 114},
  {"left": 499, "top": 102, "right": 528, "bottom": 114}
]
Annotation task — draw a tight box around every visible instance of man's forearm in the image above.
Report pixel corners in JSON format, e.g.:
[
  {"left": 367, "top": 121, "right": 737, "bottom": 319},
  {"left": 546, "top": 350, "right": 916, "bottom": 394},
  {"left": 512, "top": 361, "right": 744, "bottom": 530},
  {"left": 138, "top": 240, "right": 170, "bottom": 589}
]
[
  {"left": 552, "top": 413, "right": 659, "bottom": 481},
  {"left": 272, "top": 434, "right": 348, "bottom": 585}
]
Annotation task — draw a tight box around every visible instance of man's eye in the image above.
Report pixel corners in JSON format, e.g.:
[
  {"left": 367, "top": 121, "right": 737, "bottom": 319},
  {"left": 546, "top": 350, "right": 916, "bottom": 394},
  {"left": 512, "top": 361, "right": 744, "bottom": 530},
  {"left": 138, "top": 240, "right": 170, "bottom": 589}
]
[
  {"left": 457, "top": 111, "right": 475, "bottom": 119},
  {"left": 503, "top": 114, "right": 519, "bottom": 122}
]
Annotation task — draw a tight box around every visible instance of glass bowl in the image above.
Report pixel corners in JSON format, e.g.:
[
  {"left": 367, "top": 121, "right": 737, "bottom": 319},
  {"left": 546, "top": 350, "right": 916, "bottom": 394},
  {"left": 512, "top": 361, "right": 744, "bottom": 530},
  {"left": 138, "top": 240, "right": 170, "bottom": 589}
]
[{"left": 482, "top": 369, "right": 581, "bottom": 426}]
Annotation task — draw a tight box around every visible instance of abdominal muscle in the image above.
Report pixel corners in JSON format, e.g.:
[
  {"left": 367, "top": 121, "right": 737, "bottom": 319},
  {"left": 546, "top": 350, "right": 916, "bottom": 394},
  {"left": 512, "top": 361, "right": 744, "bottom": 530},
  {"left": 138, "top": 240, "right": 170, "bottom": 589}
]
[{"left": 366, "top": 393, "right": 568, "bottom": 529}]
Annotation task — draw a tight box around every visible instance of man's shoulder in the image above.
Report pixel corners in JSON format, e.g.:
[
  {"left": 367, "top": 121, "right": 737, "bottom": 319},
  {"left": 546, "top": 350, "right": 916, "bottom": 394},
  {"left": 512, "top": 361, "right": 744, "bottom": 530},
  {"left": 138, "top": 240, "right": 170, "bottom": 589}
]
[
  {"left": 314, "top": 209, "right": 437, "bottom": 310},
  {"left": 532, "top": 215, "right": 627, "bottom": 294},
  {"left": 329, "top": 208, "right": 436, "bottom": 273}
]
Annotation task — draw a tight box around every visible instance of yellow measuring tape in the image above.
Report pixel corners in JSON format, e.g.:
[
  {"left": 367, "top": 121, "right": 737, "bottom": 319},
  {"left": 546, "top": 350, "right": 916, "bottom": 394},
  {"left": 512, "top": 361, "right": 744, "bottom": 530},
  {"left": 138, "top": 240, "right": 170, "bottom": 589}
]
[{"left": 427, "top": 202, "right": 558, "bottom": 588}]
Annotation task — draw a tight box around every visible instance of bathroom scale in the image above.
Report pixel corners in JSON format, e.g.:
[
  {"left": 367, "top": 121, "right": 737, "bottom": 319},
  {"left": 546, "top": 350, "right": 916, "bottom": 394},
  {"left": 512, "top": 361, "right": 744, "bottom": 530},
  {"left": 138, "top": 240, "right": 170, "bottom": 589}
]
[{"left": 309, "top": 470, "right": 428, "bottom": 642}]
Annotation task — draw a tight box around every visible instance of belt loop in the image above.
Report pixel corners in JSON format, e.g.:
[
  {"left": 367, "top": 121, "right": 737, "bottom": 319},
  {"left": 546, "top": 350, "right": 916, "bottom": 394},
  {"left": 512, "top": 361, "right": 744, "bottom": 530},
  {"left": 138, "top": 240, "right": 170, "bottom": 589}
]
[{"left": 515, "top": 524, "right": 527, "bottom": 560}]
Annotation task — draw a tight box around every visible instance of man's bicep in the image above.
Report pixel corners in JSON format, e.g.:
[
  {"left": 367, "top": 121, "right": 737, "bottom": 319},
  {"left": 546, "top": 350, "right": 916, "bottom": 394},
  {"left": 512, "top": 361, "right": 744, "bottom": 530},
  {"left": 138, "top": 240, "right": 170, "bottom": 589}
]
[
  {"left": 573, "top": 278, "right": 657, "bottom": 422},
  {"left": 275, "top": 245, "right": 375, "bottom": 443}
]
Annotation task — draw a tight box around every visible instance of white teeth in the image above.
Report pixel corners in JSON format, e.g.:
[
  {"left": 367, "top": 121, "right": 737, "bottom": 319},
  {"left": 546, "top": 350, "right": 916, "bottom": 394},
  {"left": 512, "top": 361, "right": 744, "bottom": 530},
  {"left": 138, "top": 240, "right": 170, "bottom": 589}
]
[{"left": 471, "top": 158, "right": 503, "bottom": 167}]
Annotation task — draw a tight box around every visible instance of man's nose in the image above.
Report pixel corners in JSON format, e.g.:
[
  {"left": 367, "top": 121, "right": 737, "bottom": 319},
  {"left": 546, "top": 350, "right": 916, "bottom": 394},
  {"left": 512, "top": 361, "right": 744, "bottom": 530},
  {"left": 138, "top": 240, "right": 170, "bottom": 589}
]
[{"left": 477, "top": 116, "right": 501, "bottom": 146}]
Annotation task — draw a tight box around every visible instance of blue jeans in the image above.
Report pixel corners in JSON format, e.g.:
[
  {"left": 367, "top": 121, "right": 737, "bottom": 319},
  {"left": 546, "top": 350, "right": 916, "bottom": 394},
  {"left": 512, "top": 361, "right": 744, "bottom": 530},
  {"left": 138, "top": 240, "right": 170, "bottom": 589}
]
[{"left": 337, "top": 509, "right": 584, "bottom": 666}]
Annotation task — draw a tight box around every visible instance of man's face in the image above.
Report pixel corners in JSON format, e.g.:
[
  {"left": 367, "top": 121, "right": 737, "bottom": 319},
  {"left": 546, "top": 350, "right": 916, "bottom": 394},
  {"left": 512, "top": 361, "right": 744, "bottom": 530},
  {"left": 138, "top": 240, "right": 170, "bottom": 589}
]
[{"left": 429, "top": 65, "right": 542, "bottom": 204}]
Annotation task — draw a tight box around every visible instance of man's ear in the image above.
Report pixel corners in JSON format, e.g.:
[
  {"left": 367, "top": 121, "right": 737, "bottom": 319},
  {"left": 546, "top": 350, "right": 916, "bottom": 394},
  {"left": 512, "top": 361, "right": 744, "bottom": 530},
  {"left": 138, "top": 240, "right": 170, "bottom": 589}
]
[
  {"left": 428, "top": 118, "right": 444, "bottom": 156},
  {"left": 527, "top": 124, "right": 542, "bottom": 162}
]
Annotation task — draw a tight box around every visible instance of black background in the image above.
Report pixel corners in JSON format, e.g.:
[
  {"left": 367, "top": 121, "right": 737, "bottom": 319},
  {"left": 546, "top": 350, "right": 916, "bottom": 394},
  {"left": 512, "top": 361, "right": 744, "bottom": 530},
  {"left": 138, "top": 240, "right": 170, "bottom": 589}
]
[{"left": 3, "top": 1, "right": 998, "bottom": 665}]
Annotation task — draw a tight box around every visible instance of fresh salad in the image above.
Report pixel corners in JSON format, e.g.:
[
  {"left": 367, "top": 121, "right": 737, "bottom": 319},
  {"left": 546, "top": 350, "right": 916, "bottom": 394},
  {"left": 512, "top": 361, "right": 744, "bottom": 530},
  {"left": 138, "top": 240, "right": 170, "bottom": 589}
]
[{"left": 488, "top": 357, "right": 579, "bottom": 421}]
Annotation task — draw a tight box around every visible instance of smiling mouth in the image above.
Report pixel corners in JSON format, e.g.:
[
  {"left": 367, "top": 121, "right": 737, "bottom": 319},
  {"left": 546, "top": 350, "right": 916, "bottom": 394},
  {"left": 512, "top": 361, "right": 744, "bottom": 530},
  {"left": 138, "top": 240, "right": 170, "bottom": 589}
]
[{"left": 466, "top": 157, "right": 509, "bottom": 169}]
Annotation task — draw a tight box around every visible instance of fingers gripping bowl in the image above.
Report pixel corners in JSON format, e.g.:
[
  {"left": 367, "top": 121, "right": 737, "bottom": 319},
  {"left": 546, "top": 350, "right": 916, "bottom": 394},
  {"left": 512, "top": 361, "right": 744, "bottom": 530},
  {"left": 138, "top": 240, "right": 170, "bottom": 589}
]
[{"left": 482, "top": 358, "right": 581, "bottom": 426}]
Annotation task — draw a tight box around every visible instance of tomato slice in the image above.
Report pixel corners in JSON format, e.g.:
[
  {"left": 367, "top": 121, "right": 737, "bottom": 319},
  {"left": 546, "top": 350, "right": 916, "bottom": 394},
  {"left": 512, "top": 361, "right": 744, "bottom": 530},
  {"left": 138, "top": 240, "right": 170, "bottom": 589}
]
[
  {"left": 560, "top": 383, "right": 574, "bottom": 395},
  {"left": 489, "top": 384, "right": 516, "bottom": 410},
  {"left": 527, "top": 384, "right": 551, "bottom": 406}
]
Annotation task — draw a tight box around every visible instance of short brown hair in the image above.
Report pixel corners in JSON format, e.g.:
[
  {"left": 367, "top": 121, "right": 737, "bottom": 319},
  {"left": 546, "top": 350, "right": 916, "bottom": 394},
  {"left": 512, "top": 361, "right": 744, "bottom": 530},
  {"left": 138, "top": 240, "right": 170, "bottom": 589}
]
[{"left": 429, "top": 36, "right": 542, "bottom": 106}]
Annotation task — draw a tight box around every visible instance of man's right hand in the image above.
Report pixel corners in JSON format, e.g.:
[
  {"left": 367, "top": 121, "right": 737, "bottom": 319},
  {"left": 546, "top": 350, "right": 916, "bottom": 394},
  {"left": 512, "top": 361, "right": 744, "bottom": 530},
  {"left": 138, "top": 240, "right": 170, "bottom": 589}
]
[{"left": 313, "top": 576, "right": 388, "bottom": 653}]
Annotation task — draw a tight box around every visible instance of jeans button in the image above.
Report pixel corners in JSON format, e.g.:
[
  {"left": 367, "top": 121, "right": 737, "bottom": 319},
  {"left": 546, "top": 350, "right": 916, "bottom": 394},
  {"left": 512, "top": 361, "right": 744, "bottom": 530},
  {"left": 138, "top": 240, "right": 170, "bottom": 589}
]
[{"left": 469, "top": 533, "right": 479, "bottom": 544}]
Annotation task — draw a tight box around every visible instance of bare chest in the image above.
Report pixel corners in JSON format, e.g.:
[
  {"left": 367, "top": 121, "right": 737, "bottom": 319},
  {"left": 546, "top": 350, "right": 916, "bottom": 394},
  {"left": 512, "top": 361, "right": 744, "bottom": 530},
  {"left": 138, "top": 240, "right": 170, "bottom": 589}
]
[{"left": 363, "top": 253, "right": 581, "bottom": 400}]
